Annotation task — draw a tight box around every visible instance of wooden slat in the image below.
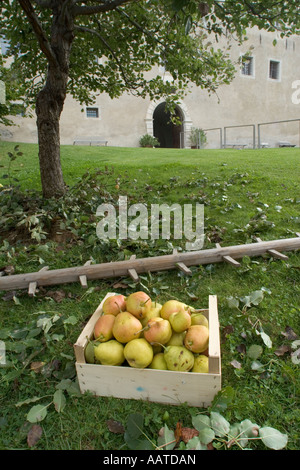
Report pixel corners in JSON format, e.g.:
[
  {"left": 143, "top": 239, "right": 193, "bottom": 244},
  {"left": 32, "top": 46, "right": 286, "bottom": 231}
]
[
  {"left": 216, "top": 243, "right": 240, "bottom": 267},
  {"left": 28, "top": 281, "right": 37, "bottom": 296},
  {"left": 128, "top": 268, "right": 140, "bottom": 282},
  {"left": 208, "top": 295, "right": 221, "bottom": 375},
  {"left": 176, "top": 262, "right": 192, "bottom": 275},
  {"left": 266, "top": 249, "right": 288, "bottom": 261},
  {"left": 79, "top": 275, "right": 88, "bottom": 288},
  {"left": 255, "top": 237, "right": 288, "bottom": 261},
  {"left": 222, "top": 255, "right": 241, "bottom": 267}
]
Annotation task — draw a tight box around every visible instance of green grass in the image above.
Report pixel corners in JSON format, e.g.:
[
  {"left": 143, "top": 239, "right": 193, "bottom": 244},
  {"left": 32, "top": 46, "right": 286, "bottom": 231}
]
[{"left": 0, "top": 142, "right": 299, "bottom": 450}]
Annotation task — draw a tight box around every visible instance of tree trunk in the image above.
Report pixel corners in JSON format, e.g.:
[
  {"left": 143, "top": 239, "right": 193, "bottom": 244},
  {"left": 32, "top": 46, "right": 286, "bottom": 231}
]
[
  {"left": 36, "top": 70, "right": 67, "bottom": 199},
  {"left": 35, "top": 5, "right": 74, "bottom": 199}
]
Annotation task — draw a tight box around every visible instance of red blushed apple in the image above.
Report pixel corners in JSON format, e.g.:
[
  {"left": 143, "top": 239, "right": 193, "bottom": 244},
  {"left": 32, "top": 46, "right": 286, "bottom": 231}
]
[
  {"left": 143, "top": 317, "right": 172, "bottom": 345},
  {"left": 125, "top": 291, "right": 152, "bottom": 319},
  {"left": 102, "top": 294, "right": 126, "bottom": 316}
]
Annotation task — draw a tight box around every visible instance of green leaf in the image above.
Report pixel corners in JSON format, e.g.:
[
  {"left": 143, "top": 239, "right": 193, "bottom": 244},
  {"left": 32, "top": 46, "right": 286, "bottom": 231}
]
[
  {"left": 126, "top": 413, "right": 143, "bottom": 438},
  {"left": 26, "top": 404, "right": 48, "bottom": 423},
  {"left": 210, "top": 412, "right": 230, "bottom": 437},
  {"left": 247, "top": 344, "right": 263, "bottom": 359},
  {"left": 198, "top": 427, "right": 215, "bottom": 445},
  {"left": 256, "top": 329, "right": 272, "bottom": 348},
  {"left": 249, "top": 290, "right": 264, "bottom": 305},
  {"left": 185, "top": 436, "right": 207, "bottom": 450},
  {"left": 53, "top": 389, "right": 66, "bottom": 413},
  {"left": 238, "top": 419, "right": 260, "bottom": 447},
  {"left": 15, "top": 396, "right": 43, "bottom": 408},
  {"left": 227, "top": 296, "right": 239, "bottom": 309},
  {"left": 210, "top": 386, "right": 235, "bottom": 412},
  {"left": 259, "top": 426, "right": 288, "bottom": 450},
  {"left": 63, "top": 315, "right": 78, "bottom": 325},
  {"left": 157, "top": 424, "right": 176, "bottom": 450},
  {"left": 251, "top": 360, "right": 265, "bottom": 370},
  {"left": 192, "top": 414, "right": 210, "bottom": 432}
]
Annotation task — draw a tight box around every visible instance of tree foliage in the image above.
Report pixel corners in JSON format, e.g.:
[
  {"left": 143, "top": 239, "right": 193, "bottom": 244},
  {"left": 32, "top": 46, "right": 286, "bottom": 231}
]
[
  {"left": 0, "top": 1, "right": 299, "bottom": 197},
  {"left": 1, "top": 0, "right": 297, "bottom": 110}
]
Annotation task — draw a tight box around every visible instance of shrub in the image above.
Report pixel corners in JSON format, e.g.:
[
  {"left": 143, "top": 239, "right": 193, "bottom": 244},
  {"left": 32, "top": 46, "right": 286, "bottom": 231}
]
[{"left": 139, "top": 134, "right": 160, "bottom": 148}]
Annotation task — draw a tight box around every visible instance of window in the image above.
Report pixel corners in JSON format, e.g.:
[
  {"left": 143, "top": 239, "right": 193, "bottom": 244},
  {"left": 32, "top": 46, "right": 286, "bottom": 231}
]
[
  {"left": 269, "top": 60, "right": 281, "bottom": 80},
  {"left": 241, "top": 55, "right": 254, "bottom": 77},
  {"left": 86, "top": 107, "right": 99, "bottom": 118}
]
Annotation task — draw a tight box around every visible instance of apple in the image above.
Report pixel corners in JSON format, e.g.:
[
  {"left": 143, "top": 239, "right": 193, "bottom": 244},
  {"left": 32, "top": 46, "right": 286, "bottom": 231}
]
[
  {"left": 124, "top": 338, "right": 153, "bottom": 368},
  {"left": 94, "top": 340, "right": 125, "bottom": 366},
  {"left": 102, "top": 294, "right": 126, "bottom": 316},
  {"left": 126, "top": 291, "right": 152, "bottom": 319},
  {"left": 93, "top": 314, "right": 115, "bottom": 342},
  {"left": 143, "top": 317, "right": 172, "bottom": 345},
  {"left": 169, "top": 309, "right": 191, "bottom": 333},
  {"left": 112, "top": 311, "right": 142, "bottom": 343},
  {"left": 192, "top": 354, "right": 209, "bottom": 373},
  {"left": 184, "top": 325, "right": 209, "bottom": 353},
  {"left": 190, "top": 313, "right": 209, "bottom": 328},
  {"left": 149, "top": 352, "right": 168, "bottom": 370},
  {"left": 160, "top": 300, "right": 188, "bottom": 320}
]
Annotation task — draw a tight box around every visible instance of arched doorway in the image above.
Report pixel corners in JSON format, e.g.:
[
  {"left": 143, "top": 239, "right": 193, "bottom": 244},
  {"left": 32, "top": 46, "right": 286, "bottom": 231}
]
[{"left": 153, "top": 102, "right": 183, "bottom": 148}]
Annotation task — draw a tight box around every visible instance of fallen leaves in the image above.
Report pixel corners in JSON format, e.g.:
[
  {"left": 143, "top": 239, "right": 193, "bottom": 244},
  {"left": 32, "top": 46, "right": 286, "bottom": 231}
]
[
  {"left": 27, "top": 424, "right": 43, "bottom": 448},
  {"left": 106, "top": 419, "right": 125, "bottom": 434}
]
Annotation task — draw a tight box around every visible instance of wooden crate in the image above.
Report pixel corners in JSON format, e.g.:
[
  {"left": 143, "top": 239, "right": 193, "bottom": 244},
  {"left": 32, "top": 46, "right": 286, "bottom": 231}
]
[{"left": 73, "top": 293, "right": 221, "bottom": 407}]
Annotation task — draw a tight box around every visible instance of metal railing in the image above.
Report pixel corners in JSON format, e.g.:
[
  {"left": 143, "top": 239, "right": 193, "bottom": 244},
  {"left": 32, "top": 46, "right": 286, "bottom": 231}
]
[
  {"left": 224, "top": 124, "right": 256, "bottom": 149},
  {"left": 257, "top": 118, "right": 300, "bottom": 148},
  {"left": 179, "top": 119, "right": 299, "bottom": 149}
]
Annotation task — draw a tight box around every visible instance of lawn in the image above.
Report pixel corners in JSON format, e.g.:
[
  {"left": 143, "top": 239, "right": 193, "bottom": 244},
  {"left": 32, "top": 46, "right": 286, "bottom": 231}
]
[{"left": 0, "top": 142, "right": 299, "bottom": 450}]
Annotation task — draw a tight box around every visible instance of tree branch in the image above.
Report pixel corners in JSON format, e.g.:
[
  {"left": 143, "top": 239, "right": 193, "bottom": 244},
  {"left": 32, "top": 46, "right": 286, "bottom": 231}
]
[
  {"left": 73, "top": 0, "right": 138, "bottom": 17},
  {"left": 18, "top": 0, "right": 58, "bottom": 66},
  {"left": 30, "top": 0, "right": 52, "bottom": 7},
  {"left": 74, "top": 24, "right": 136, "bottom": 88}
]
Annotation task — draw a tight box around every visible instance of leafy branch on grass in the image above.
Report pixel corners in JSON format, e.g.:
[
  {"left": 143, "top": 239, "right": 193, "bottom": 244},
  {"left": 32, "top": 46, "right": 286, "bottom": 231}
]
[{"left": 121, "top": 407, "right": 288, "bottom": 451}]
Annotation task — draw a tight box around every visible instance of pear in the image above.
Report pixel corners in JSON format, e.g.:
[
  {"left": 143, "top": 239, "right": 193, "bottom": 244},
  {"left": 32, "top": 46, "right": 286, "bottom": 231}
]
[
  {"left": 184, "top": 325, "right": 209, "bottom": 353},
  {"left": 124, "top": 338, "right": 153, "bottom": 368},
  {"left": 84, "top": 341, "right": 95, "bottom": 364},
  {"left": 126, "top": 291, "right": 152, "bottom": 319},
  {"left": 102, "top": 294, "right": 126, "bottom": 316},
  {"left": 191, "top": 313, "right": 209, "bottom": 328},
  {"left": 149, "top": 352, "right": 168, "bottom": 370},
  {"left": 160, "top": 300, "right": 186, "bottom": 320},
  {"left": 143, "top": 317, "right": 172, "bottom": 345},
  {"left": 94, "top": 314, "right": 115, "bottom": 342},
  {"left": 94, "top": 340, "right": 125, "bottom": 366},
  {"left": 141, "top": 304, "right": 162, "bottom": 327},
  {"left": 164, "top": 345, "right": 194, "bottom": 372},
  {"left": 169, "top": 309, "right": 191, "bottom": 333},
  {"left": 112, "top": 311, "right": 142, "bottom": 343},
  {"left": 166, "top": 331, "right": 186, "bottom": 346},
  {"left": 192, "top": 354, "right": 209, "bottom": 373}
]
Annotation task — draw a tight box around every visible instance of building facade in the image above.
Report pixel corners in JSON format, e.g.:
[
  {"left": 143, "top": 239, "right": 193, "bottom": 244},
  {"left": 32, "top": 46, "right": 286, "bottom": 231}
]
[{"left": 1, "top": 27, "right": 300, "bottom": 149}]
